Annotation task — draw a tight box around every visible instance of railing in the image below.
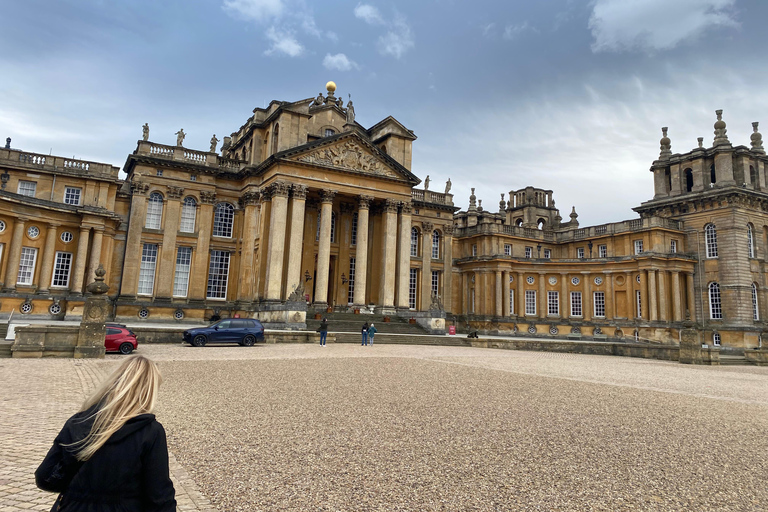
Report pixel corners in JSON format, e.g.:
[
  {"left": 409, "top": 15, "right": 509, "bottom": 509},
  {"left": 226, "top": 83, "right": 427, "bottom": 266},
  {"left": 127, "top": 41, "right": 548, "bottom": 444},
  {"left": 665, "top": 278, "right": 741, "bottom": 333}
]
[
  {"left": 218, "top": 158, "right": 242, "bottom": 171},
  {"left": 19, "top": 153, "right": 46, "bottom": 165},
  {"left": 63, "top": 159, "right": 89, "bottom": 171},
  {"left": 628, "top": 219, "right": 643, "bottom": 230},
  {"left": 183, "top": 149, "right": 207, "bottom": 164},
  {"left": 411, "top": 189, "right": 454, "bottom": 206},
  {"left": 135, "top": 141, "right": 247, "bottom": 172},
  {"left": 0, "top": 149, "right": 117, "bottom": 176},
  {"left": 149, "top": 144, "right": 174, "bottom": 157}
]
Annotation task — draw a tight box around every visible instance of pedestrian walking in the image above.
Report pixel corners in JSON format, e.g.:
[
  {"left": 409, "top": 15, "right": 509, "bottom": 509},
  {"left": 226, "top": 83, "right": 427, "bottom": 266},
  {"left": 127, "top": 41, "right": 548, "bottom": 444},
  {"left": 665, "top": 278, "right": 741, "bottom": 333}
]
[
  {"left": 35, "top": 355, "right": 176, "bottom": 512},
  {"left": 361, "top": 321, "right": 369, "bottom": 345},
  {"left": 319, "top": 317, "right": 329, "bottom": 346},
  {"left": 368, "top": 323, "right": 377, "bottom": 346}
]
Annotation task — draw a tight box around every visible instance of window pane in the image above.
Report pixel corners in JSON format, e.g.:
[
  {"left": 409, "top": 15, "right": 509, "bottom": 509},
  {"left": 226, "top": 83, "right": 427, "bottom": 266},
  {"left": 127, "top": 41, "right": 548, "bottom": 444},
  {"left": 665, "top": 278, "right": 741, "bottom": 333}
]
[
  {"left": 599, "top": 245, "right": 607, "bottom": 258},
  {"left": 409, "top": 268, "right": 417, "bottom": 309},
  {"left": 17, "top": 247, "right": 38, "bottom": 285},
  {"left": 525, "top": 290, "right": 536, "bottom": 315},
  {"left": 431, "top": 270, "right": 439, "bottom": 297},
  {"left": 213, "top": 203, "right": 234, "bottom": 237},
  {"left": 351, "top": 213, "right": 358, "bottom": 246},
  {"left": 137, "top": 244, "right": 158, "bottom": 295},
  {"left": 548, "top": 291, "right": 559, "bottom": 315},
  {"left": 709, "top": 283, "right": 722, "bottom": 319},
  {"left": 348, "top": 257, "right": 356, "bottom": 304},
  {"left": 179, "top": 197, "right": 197, "bottom": 233},
  {"left": 570, "top": 291, "right": 582, "bottom": 317},
  {"left": 173, "top": 247, "right": 192, "bottom": 297},
  {"left": 705, "top": 225, "right": 718, "bottom": 258},
  {"left": 207, "top": 250, "right": 230, "bottom": 299},
  {"left": 64, "top": 187, "right": 81, "bottom": 205},
  {"left": 410, "top": 228, "right": 418, "bottom": 257},
  {"left": 432, "top": 231, "right": 440, "bottom": 259},
  {"left": 17, "top": 181, "right": 36, "bottom": 197},
  {"left": 52, "top": 252, "right": 73, "bottom": 288},
  {"left": 145, "top": 192, "right": 163, "bottom": 229},
  {"left": 594, "top": 291, "right": 605, "bottom": 317}
]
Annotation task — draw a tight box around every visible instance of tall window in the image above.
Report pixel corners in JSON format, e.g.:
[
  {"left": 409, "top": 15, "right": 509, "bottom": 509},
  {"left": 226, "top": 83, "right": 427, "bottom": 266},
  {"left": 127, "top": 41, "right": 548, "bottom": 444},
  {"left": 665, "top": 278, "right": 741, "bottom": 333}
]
[
  {"left": 213, "top": 203, "right": 234, "bottom": 237},
  {"left": 634, "top": 240, "right": 643, "bottom": 254},
  {"left": 504, "top": 244, "right": 512, "bottom": 256},
  {"left": 17, "top": 180, "right": 36, "bottom": 197},
  {"left": 509, "top": 290, "right": 514, "bottom": 316},
  {"left": 409, "top": 268, "right": 417, "bottom": 309},
  {"left": 547, "top": 291, "right": 559, "bottom": 316},
  {"left": 51, "top": 252, "right": 73, "bottom": 288},
  {"left": 432, "top": 231, "right": 440, "bottom": 259},
  {"left": 64, "top": 187, "right": 81, "bottom": 205},
  {"left": 17, "top": 247, "right": 38, "bottom": 285},
  {"left": 543, "top": 249, "right": 551, "bottom": 259},
  {"left": 472, "top": 244, "right": 477, "bottom": 257},
  {"left": 709, "top": 282, "right": 722, "bottom": 319},
  {"left": 173, "top": 247, "right": 192, "bottom": 297},
  {"left": 670, "top": 240, "right": 677, "bottom": 253},
  {"left": 594, "top": 291, "right": 605, "bottom": 318},
  {"left": 752, "top": 283, "right": 759, "bottom": 321},
  {"left": 525, "top": 246, "right": 532, "bottom": 258},
  {"left": 525, "top": 290, "right": 536, "bottom": 315},
  {"left": 351, "top": 213, "right": 358, "bottom": 246},
  {"left": 705, "top": 224, "right": 718, "bottom": 258},
  {"left": 145, "top": 192, "right": 163, "bottom": 229},
  {"left": 570, "top": 291, "right": 582, "bottom": 317},
  {"left": 431, "top": 270, "right": 439, "bottom": 297},
  {"left": 410, "top": 227, "right": 419, "bottom": 256},
  {"left": 747, "top": 225, "right": 755, "bottom": 258},
  {"left": 137, "top": 244, "right": 158, "bottom": 295},
  {"left": 348, "top": 257, "right": 356, "bottom": 304},
  {"left": 599, "top": 245, "right": 607, "bottom": 258},
  {"left": 207, "top": 250, "right": 230, "bottom": 299},
  {"left": 684, "top": 168, "right": 693, "bottom": 192},
  {"left": 710, "top": 164, "right": 716, "bottom": 185},
  {"left": 577, "top": 248, "right": 585, "bottom": 259},
  {"left": 636, "top": 290, "right": 642, "bottom": 318},
  {"left": 179, "top": 197, "right": 197, "bottom": 233}
]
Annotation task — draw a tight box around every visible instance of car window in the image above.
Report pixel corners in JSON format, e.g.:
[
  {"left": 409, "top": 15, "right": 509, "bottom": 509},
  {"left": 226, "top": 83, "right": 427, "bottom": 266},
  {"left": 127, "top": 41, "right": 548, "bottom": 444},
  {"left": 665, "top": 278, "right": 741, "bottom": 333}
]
[
  {"left": 244, "top": 320, "right": 256, "bottom": 328},
  {"left": 217, "top": 320, "right": 231, "bottom": 329},
  {"left": 106, "top": 328, "right": 120, "bottom": 335}
]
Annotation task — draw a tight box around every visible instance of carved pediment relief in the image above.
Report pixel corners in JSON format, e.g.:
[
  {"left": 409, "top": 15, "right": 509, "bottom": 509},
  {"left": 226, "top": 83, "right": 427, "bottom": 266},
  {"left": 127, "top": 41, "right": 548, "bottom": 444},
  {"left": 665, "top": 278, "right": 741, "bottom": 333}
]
[{"left": 293, "top": 140, "right": 398, "bottom": 179}]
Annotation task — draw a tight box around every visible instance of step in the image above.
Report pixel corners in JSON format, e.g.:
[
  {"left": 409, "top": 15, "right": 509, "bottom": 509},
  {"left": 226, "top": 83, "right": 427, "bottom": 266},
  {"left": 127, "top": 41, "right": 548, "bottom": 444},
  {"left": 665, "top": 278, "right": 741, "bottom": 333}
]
[
  {"left": 719, "top": 355, "right": 748, "bottom": 366},
  {"left": 332, "top": 332, "right": 470, "bottom": 347},
  {"left": 0, "top": 341, "right": 13, "bottom": 358}
]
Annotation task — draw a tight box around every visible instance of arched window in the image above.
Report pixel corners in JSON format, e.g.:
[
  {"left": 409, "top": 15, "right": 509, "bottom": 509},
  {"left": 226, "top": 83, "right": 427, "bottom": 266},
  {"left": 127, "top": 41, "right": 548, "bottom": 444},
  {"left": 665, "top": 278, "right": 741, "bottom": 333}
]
[
  {"left": 213, "top": 203, "right": 235, "bottom": 237},
  {"left": 145, "top": 192, "right": 164, "bottom": 229},
  {"left": 515, "top": 218, "right": 523, "bottom": 227},
  {"left": 272, "top": 123, "right": 279, "bottom": 155},
  {"left": 684, "top": 168, "right": 693, "bottom": 192},
  {"left": 179, "top": 197, "right": 197, "bottom": 233},
  {"left": 709, "top": 282, "right": 722, "bottom": 319},
  {"left": 748, "top": 224, "right": 755, "bottom": 258},
  {"left": 752, "top": 283, "right": 759, "bottom": 321},
  {"left": 537, "top": 219, "right": 546, "bottom": 230},
  {"left": 705, "top": 224, "right": 718, "bottom": 258},
  {"left": 710, "top": 164, "right": 716, "bottom": 185},
  {"left": 432, "top": 230, "right": 440, "bottom": 259},
  {"left": 324, "top": 128, "right": 336, "bottom": 137},
  {"left": 410, "top": 227, "right": 419, "bottom": 257}
]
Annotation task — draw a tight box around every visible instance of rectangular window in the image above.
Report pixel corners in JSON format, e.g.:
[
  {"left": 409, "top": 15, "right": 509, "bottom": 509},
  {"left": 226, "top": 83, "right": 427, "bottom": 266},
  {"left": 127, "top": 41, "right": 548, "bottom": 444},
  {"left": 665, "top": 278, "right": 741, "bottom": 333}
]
[
  {"left": 348, "top": 257, "right": 356, "bottom": 304},
  {"left": 409, "top": 268, "right": 418, "bottom": 309},
  {"left": 543, "top": 249, "right": 551, "bottom": 259},
  {"left": 17, "top": 247, "right": 38, "bottom": 285},
  {"left": 509, "top": 290, "right": 514, "bottom": 316},
  {"left": 570, "top": 291, "right": 582, "bottom": 317},
  {"left": 351, "top": 213, "right": 358, "bottom": 246},
  {"left": 137, "top": 244, "right": 158, "bottom": 295},
  {"left": 51, "top": 252, "right": 73, "bottom": 288},
  {"left": 17, "top": 180, "right": 36, "bottom": 197},
  {"left": 525, "top": 290, "right": 536, "bottom": 315},
  {"left": 472, "top": 244, "right": 477, "bottom": 257},
  {"left": 173, "top": 247, "right": 192, "bottom": 297},
  {"left": 64, "top": 187, "right": 81, "bottom": 205},
  {"left": 431, "top": 232, "right": 440, "bottom": 259},
  {"left": 206, "top": 250, "right": 230, "bottom": 299},
  {"left": 636, "top": 290, "right": 642, "bottom": 318},
  {"left": 548, "top": 291, "right": 559, "bottom": 316},
  {"left": 504, "top": 244, "right": 512, "bottom": 256},
  {"left": 670, "top": 240, "right": 677, "bottom": 253},
  {"left": 431, "top": 270, "right": 439, "bottom": 297},
  {"left": 525, "top": 246, "right": 532, "bottom": 259},
  {"left": 599, "top": 245, "right": 607, "bottom": 258},
  {"left": 577, "top": 248, "right": 585, "bottom": 259},
  {"left": 594, "top": 291, "right": 605, "bottom": 318},
  {"left": 156, "top": 169, "right": 163, "bottom": 176},
  {"left": 634, "top": 240, "right": 643, "bottom": 255}
]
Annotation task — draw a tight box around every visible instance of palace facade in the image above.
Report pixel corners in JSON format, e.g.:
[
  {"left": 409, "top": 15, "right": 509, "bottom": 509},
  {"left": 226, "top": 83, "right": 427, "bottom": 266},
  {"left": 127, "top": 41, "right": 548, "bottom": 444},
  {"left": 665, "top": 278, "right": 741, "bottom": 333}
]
[{"left": 0, "top": 85, "right": 766, "bottom": 349}]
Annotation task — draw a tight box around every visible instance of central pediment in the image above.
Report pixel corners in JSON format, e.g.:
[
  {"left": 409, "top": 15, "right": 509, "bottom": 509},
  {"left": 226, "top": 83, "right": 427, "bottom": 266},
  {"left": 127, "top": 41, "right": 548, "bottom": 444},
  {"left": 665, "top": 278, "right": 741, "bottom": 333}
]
[{"left": 287, "top": 137, "right": 401, "bottom": 180}]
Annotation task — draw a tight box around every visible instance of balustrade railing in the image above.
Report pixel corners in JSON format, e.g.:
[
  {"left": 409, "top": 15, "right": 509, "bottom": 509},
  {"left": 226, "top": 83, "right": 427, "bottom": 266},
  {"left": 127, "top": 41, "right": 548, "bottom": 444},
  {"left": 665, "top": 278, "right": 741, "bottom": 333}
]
[
  {"left": 1, "top": 149, "right": 116, "bottom": 176},
  {"left": 19, "top": 153, "right": 46, "bottom": 165},
  {"left": 411, "top": 189, "right": 454, "bottom": 205},
  {"left": 183, "top": 149, "right": 207, "bottom": 164},
  {"left": 149, "top": 144, "right": 174, "bottom": 157},
  {"left": 63, "top": 159, "right": 89, "bottom": 171}
]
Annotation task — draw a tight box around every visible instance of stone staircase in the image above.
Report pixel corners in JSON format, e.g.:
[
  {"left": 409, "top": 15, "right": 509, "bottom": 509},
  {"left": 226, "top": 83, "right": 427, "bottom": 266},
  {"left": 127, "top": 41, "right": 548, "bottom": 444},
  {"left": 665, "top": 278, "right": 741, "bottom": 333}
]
[
  {"left": 0, "top": 340, "right": 13, "bottom": 358},
  {"left": 719, "top": 354, "right": 749, "bottom": 366},
  {"left": 333, "top": 332, "right": 471, "bottom": 347},
  {"left": 306, "top": 312, "right": 430, "bottom": 335}
]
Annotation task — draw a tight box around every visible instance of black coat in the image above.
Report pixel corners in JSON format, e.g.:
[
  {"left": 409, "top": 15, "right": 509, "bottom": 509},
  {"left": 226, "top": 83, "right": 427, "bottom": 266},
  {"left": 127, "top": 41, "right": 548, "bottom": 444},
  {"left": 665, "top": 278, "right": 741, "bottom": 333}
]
[{"left": 36, "top": 405, "right": 176, "bottom": 512}]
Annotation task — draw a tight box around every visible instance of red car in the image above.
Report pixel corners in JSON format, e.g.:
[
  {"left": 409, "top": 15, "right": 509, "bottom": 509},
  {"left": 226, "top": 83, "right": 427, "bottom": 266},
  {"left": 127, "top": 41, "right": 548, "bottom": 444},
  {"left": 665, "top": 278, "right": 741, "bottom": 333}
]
[{"left": 105, "top": 324, "right": 138, "bottom": 354}]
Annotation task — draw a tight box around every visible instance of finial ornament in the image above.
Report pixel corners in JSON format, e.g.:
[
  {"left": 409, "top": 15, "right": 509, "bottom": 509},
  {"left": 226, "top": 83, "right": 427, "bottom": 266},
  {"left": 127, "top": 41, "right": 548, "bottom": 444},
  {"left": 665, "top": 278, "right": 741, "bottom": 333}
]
[
  {"left": 713, "top": 109, "right": 730, "bottom": 147},
  {"left": 570, "top": 206, "right": 578, "bottom": 219},
  {"left": 469, "top": 187, "right": 477, "bottom": 211},
  {"left": 659, "top": 127, "right": 672, "bottom": 160},
  {"left": 697, "top": 137, "right": 704, "bottom": 149},
  {"left": 750, "top": 122, "right": 764, "bottom": 154},
  {"left": 499, "top": 193, "right": 506, "bottom": 212}
]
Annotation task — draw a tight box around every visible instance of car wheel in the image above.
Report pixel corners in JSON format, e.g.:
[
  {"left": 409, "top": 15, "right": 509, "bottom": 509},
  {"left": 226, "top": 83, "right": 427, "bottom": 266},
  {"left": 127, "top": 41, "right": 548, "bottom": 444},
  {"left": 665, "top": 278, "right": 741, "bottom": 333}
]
[
  {"left": 192, "top": 335, "right": 207, "bottom": 347},
  {"left": 119, "top": 342, "right": 134, "bottom": 355},
  {"left": 242, "top": 334, "right": 256, "bottom": 347}
]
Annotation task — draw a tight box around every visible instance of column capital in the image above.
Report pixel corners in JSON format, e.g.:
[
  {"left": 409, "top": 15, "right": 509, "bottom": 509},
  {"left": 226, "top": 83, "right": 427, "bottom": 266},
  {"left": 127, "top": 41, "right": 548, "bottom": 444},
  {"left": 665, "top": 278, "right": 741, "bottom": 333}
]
[
  {"left": 305, "top": 198, "right": 319, "bottom": 211},
  {"left": 422, "top": 221, "right": 434, "bottom": 232},
  {"left": 400, "top": 201, "right": 413, "bottom": 215},
  {"left": 130, "top": 180, "right": 150, "bottom": 196},
  {"left": 92, "top": 225, "right": 106, "bottom": 233},
  {"left": 166, "top": 185, "right": 184, "bottom": 199},
  {"left": 15, "top": 216, "right": 29, "bottom": 224},
  {"left": 358, "top": 195, "right": 373, "bottom": 209},
  {"left": 200, "top": 190, "right": 217, "bottom": 204},
  {"left": 291, "top": 184, "right": 308, "bottom": 200},
  {"left": 320, "top": 189, "right": 337, "bottom": 204},
  {"left": 270, "top": 181, "right": 290, "bottom": 198},
  {"left": 443, "top": 224, "right": 455, "bottom": 236},
  {"left": 239, "top": 190, "right": 261, "bottom": 207},
  {"left": 79, "top": 225, "right": 91, "bottom": 233},
  {"left": 384, "top": 198, "right": 399, "bottom": 213}
]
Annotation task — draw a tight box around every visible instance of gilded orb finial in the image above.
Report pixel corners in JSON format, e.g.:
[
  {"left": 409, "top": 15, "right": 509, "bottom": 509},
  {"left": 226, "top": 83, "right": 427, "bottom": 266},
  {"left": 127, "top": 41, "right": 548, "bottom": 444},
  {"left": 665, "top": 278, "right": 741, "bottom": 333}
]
[{"left": 326, "top": 81, "right": 337, "bottom": 93}]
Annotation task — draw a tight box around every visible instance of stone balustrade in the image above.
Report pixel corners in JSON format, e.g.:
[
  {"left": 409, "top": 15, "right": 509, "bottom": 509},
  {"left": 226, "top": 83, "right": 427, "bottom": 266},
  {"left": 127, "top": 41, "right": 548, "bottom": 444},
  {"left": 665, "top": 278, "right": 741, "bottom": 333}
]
[
  {"left": 411, "top": 189, "right": 454, "bottom": 206},
  {"left": 135, "top": 141, "right": 247, "bottom": 172},
  {"left": 0, "top": 148, "right": 118, "bottom": 177}
]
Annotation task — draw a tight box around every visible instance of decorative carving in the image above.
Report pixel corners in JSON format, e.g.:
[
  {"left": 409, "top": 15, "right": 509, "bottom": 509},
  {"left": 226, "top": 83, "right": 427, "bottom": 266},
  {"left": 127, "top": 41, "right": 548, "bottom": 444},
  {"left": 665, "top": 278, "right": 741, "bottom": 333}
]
[
  {"left": 424, "top": 175, "right": 430, "bottom": 190},
  {"left": 287, "top": 282, "right": 305, "bottom": 302},
  {"left": 422, "top": 221, "right": 434, "bottom": 232},
  {"left": 571, "top": 326, "right": 581, "bottom": 334},
  {"left": 292, "top": 184, "right": 308, "bottom": 200},
  {"left": 130, "top": 180, "right": 150, "bottom": 196},
  {"left": 400, "top": 201, "right": 413, "bottom": 215},
  {"left": 659, "top": 127, "right": 672, "bottom": 160},
  {"left": 296, "top": 140, "right": 396, "bottom": 177},
  {"left": 384, "top": 198, "right": 399, "bottom": 213},
  {"left": 320, "top": 189, "right": 337, "bottom": 204},
  {"left": 429, "top": 292, "right": 444, "bottom": 312},
  {"left": 86, "top": 264, "right": 109, "bottom": 295},
  {"left": 751, "top": 122, "right": 765, "bottom": 154},
  {"left": 270, "top": 181, "right": 290, "bottom": 198},
  {"left": 346, "top": 98, "right": 355, "bottom": 123},
  {"left": 359, "top": 195, "right": 373, "bottom": 209},
  {"left": 239, "top": 190, "right": 261, "bottom": 207},
  {"left": 445, "top": 178, "right": 451, "bottom": 195},
  {"left": 199, "top": 191, "right": 217, "bottom": 204},
  {"left": 166, "top": 186, "right": 184, "bottom": 199},
  {"left": 443, "top": 224, "right": 455, "bottom": 236},
  {"left": 713, "top": 109, "right": 729, "bottom": 146}
]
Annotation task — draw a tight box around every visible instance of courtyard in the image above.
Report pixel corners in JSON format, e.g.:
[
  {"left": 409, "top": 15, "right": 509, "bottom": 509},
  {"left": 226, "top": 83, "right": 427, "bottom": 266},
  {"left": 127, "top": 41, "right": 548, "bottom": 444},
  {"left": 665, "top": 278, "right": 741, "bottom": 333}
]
[{"left": 1, "top": 343, "right": 767, "bottom": 511}]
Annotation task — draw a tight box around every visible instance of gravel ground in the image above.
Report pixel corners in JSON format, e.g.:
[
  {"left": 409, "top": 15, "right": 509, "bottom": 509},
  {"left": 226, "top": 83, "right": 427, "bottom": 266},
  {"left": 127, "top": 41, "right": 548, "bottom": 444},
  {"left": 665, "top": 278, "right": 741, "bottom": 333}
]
[{"left": 138, "top": 344, "right": 768, "bottom": 511}]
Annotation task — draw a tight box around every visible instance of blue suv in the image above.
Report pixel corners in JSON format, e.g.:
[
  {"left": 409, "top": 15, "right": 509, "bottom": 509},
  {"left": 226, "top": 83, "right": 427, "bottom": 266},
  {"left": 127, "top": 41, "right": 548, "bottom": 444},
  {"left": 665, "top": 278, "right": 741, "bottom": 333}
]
[{"left": 183, "top": 318, "right": 265, "bottom": 347}]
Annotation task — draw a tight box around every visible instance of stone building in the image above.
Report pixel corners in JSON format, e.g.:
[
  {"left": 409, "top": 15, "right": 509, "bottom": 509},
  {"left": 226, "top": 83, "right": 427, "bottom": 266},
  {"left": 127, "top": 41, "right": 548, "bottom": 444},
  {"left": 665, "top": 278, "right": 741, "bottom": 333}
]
[{"left": 0, "top": 87, "right": 765, "bottom": 348}]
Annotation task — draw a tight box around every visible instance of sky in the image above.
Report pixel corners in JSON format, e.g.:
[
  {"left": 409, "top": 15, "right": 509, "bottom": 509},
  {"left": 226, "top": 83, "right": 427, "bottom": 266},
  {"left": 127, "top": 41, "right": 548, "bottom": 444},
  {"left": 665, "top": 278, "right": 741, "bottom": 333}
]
[{"left": 1, "top": 0, "right": 767, "bottom": 226}]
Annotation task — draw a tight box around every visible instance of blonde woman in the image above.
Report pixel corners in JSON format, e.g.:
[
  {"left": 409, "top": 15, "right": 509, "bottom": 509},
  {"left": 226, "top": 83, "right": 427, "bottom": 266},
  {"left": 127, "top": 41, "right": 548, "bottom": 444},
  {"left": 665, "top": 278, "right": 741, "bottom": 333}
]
[{"left": 36, "top": 355, "right": 176, "bottom": 511}]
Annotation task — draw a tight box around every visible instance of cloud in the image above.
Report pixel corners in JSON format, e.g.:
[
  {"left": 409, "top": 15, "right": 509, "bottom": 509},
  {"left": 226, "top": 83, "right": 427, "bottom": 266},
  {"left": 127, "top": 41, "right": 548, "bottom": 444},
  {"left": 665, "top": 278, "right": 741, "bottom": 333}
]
[
  {"left": 589, "top": 0, "right": 738, "bottom": 53},
  {"left": 481, "top": 23, "right": 495, "bottom": 38},
  {"left": 323, "top": 53, "right": 358, "bottom": 71},
  {"left": 264, "top": 26, "right": 303, "bottom": 57},
  {"left": 377, "top": 15, "right": 414, "bottom": 59},
  {"left": 354, "top": 4, "right": 384, "bottom": 25},
  {"left": 222, "top": 0, "right": 283, "bottom": 23},
  {"left": 502, "top": 21, "right": 536, "bottom": 40}
]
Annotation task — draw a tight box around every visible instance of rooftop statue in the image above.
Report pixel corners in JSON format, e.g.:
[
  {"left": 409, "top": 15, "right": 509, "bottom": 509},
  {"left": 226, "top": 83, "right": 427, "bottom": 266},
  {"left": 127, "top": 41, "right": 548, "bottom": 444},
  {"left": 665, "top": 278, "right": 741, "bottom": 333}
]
[
  {"left": 424, "top": 175, "right": 430, "bottom": 190},
  {"left": 142, "top": 123, "right": 149, "bottom": 141},
  {"left": 210, "top": 134, "right": 219, "bottom": 153},
  {"left": 175, "top": 128, "right": 186, "bottom": 147},
  {"left": 312, "top": 93, "right": 324, "bottom": 106},
  {"left": 346, "top": 98, "right": 355, "bottom": 123},
  {"left": 445, "top": 178, "right": 451, "bottom": 195}
]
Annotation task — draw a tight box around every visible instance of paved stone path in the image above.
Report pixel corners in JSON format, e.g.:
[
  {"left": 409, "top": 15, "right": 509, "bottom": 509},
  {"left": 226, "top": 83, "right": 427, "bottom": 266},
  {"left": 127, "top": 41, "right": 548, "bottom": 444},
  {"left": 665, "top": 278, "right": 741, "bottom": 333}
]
[{"left": 1, "top": 344, "right": 767, "bottom": 511}]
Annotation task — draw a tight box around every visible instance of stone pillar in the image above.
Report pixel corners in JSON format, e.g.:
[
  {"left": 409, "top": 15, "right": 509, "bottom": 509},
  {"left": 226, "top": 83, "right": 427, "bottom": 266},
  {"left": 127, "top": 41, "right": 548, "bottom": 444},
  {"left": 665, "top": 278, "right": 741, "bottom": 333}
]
[
  {"left": 420, "top": 221, "right": 433, "bottom": 310},
  {"left": 119, "top": 181, "right": 149, "bottom": 297},
  {"left": 155, "top": 187, "right": 183, "bottom": 298},
  {"left": 605, "top": 272, "right": 614, "bottom": 319},
  {"left": 265, "top": 181, "right": 291, "bottom": 301},
  {"left": 379, "top": 198, "right": 399, "bottom": 311},
  {"left": 443, "top": 225, "right": 454, "bottom": 313},
  {"left": 36, "top": 223, "right": 60, "bottom": 294},
  {"left": 313, "top": 189, "right": 336, "bottom": 307},
  {"left": 396, "top": 202, "right": 413, "bottom": 309},
  {"left": 639, "top": 270, "right": 648, "bottom": 320},
  {"left": 495, "top": 271, "right": 503, "bottom": 317},
  {"left": 352, "top": 196, "right": 372, "bottom": 306},
  {"left": 236, "top": 189, "right": 261, "bottom": 301},
  {"left": 503, "top": 270, "right": 511, "bottom": 316},
  {"left": 86, "top": 227, "right": 105, "bottom": 286},
  {"left": 672, "top": 271, "right": 682, "bottom": 322},
  {"left": 686, "top": 272, "right": 696, "bottom": 321},
  {"left": 462, "top": 272, "right": 469, "bottom": 314},
  {"left": 70, "top": 226, "right": 91, "bottom": 295},
  {"left": 658, "top": 271, "right": 668, "bottom": 321},
  {"left": 74, "top": 265, "right": 110, "bottom": 359},
  {"left": 3, "top": 217, "right": 27, "bottom": 291},
  {"left": 538, "top": 272, "right": 546, "bottom": 319},
  {"left": 517, "top": 271, "right": 525, "bottom": 317},
  {"left": 647, "top": 270, "right": 658, "bottom": 321},
  {"left": 583, "top": 273, "right": 592, "bottom": 321},
  {"left": 189, "top": 192, "right": 215, "bottom": 300},
  {"left": 284, "top": 185, "right": 307, "bottom": 300},
  {"left": 560, "top": 273, "right": 569, "bottom": 318}
]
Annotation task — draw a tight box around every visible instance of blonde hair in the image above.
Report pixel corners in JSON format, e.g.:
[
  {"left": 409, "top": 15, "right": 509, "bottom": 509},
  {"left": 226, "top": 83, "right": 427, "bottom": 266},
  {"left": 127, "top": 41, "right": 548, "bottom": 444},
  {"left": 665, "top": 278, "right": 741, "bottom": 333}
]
[{"left": 69, "top": 355, "right": 162, "bottom": 461}]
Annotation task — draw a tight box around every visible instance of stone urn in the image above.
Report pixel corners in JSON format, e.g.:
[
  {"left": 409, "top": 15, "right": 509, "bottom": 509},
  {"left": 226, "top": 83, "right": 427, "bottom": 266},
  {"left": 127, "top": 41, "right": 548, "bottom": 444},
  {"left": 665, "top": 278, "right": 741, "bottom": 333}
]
[{"left": 383, "top": 316, "right": 391, "bottom": 323}]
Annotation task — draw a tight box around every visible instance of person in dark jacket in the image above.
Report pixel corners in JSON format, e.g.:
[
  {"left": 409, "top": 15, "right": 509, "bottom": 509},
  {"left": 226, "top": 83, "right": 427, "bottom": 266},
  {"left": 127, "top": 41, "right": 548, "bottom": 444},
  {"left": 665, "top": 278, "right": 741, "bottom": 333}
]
[
  {"left": 36, "top": 355, "right": 176, "bottom": 512},
  {"left": 361, "top": 322, "right": 369, "bottom": 346},
  {"left": 319, "top": 317, "right": 329, "bottom": 346}
]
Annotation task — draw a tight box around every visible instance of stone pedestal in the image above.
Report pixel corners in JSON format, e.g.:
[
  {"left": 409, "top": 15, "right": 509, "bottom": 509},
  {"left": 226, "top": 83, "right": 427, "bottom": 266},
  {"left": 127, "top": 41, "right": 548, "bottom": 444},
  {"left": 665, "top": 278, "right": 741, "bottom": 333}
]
[
  {"left": 256, "top": 296, "right": 307, "bottom": 330},
  {"left": 74, "top": 265, "right": 110, "bottom": 359},
  {"left": 679, "top": 328, "right": 719, "bottom": 365}
]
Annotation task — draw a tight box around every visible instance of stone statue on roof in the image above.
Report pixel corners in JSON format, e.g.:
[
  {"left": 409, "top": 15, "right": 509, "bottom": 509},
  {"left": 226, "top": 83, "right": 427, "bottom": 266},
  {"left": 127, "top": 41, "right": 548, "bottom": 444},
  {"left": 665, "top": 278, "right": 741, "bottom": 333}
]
[
  {"left": 210, "top": 134, "right": 219, "bottom": 153},
  {"left": 445, "top": 178, "right": 451, "bottom": 195},
  {"left": 142, "top": 123, "right": 149, "bottom": 141},
  {"left": 175, "top": 129, "right": 185, "bottom": 147},
  {"left": 346, "top": 99, "right": 355, "bottom": 124},
  {"left": 312, "top": 93, "right": 324, "bottom": 106},
  {"left": 424, "top": 175, "right": 430, "bottom": 190}
]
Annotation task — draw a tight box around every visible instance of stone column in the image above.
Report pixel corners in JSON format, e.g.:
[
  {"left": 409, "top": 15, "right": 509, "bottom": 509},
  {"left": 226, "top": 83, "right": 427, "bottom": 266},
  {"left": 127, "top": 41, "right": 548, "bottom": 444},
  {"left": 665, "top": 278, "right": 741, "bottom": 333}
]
[
  {"left": 658, "top": 271, "right": 668, "bottom": 321},
  {"left": 155, "top": 187, "right": 183, "bottom": 298},
  {"left": 538, "top": 272, "right": 546, "bottom": 319},
  {"left": 503, "top": 270, "right": 511, "bottom": 316},
  {"left": 379, "top": 198, "right": 399, "bottom": 311},
  {"left": 396, "top": 202, "right": 413, "bottom": 309},
  {"left": 647, "top": 270, "right": 658, "bottom": 321},
  {"left": 283, "top": 185, "right": 307, "bottom": 300},
  {"left": 639, "top": 270, "right": 648, "bottom": 320},
  {"left": 87, "top": 226, "right": 105, "bottom": 286},
  {"left": 188, "top": 192, "right": 215, "bottom": 300},
  {"left": 36, "top": 223, "right": 60, "bottom": 293},
  {"left": 264, "top": 181, "right": 291, "bottom": 301},
  {"left": 461, "top": 272, "right": 469, "bottom": 314},
  {"left": 352, "top": 196, "right": 372, "bottom": 306},
  {"left": 517, "top": 271, "right": 525, "bottom": 317},
  {"left": 420, "top": 221, "right": 433, "bottom": 311},
  {"left": 686, "top": 272, "right": 696, "bottom": 321},
  {"left": 70, "top": 226, "right": 91, "bottom": 295},
  {"left": 237, "top": 189, "right": 261, "bottom": 301},
  {"left": 583, "top": 273, "right": 592, "bottom": 321},
  {"left": 495, "top": 271, "right": 503, "bottom": 317},
  {"left": 3, "top": 217, "right": 27, "bottom": 291},
  {"left": 672, "top": 271, "right": 682, "bottom": 322},
  {"left": 605, "top": 272, "right": 614, "bottom": 319},
  {"left": 560, "top": 273, "right": 569, "bottom": 318},
  {"left": 119, "top": 181, "right": 149, "bottom": 297},
  {"left": 443, "top": 225, "right": 454, "bottom": 313},
  {"left": 313, "top": 189, "right": 336, "bottom": 307}
]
